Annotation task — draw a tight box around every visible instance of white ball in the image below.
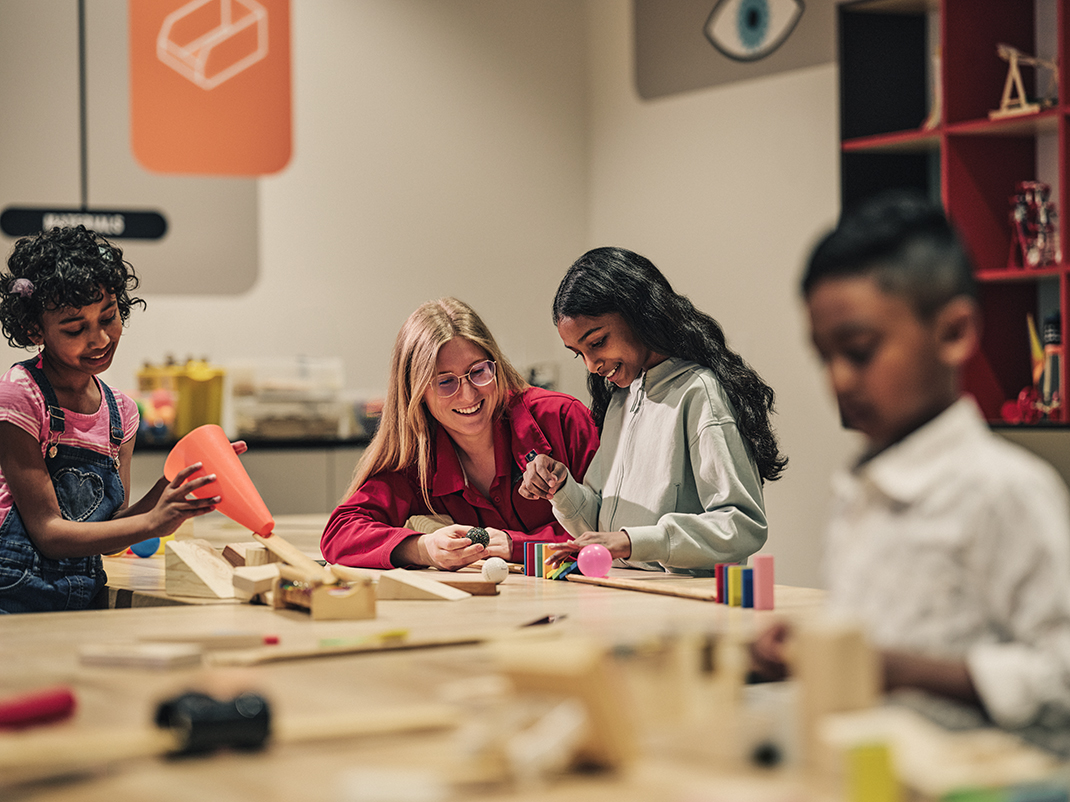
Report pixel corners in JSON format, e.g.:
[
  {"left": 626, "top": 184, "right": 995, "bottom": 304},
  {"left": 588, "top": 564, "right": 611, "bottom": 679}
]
[{"left": 481, "top": 557, "right": 509, "bottom": 584}]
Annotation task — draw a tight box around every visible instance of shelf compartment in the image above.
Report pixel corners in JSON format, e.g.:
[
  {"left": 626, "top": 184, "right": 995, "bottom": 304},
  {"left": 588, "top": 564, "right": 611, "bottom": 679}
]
[
  {"left": 964, "top": 282, "right": 1039, "bottom": 420},
  {"left": 943, "top": 0, "right": 1036, "bottom": 125},
  {"left": 842, "top": 150, "right": 937, "bottom": 212},
  {"left": 944, "top": 134, "right": 1037, "bottom": 275},
  {"left": 839, "top": 4, "right": 929, "bottom": 141}
]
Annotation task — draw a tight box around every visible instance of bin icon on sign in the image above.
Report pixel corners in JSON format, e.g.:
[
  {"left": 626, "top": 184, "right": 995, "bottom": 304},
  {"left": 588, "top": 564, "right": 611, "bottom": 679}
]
[
  {"left": 129, "top": 0, "right": 291, "bottom": 175},
  {"left": 157, "top": 0, "right": 269, "bottom": 91}
]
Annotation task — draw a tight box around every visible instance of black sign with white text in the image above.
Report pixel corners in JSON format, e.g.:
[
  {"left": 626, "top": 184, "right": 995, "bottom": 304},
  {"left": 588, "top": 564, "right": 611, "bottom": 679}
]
[{"left": 0, "top": 207, "right": 168, "bottom": 240}]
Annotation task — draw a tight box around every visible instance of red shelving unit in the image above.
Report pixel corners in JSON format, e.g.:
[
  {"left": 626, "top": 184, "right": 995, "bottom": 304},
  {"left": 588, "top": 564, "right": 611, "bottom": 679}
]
[{"left": 838, "top": 0, "right": 1068, "bottom": 423}]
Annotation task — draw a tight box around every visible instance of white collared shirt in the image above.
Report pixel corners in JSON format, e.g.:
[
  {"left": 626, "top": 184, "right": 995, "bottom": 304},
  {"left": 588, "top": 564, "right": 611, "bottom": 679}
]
[{"left": 825, "top": 396, "right": 1070, "bottom": 728}]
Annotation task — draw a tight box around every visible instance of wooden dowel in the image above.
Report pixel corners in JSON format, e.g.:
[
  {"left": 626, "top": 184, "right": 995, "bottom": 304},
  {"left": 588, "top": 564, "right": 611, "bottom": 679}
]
[
  {"left": 253, "top": 532, "right": 336, "bottom": 585},
  {"left": 566, "top": 574, "right": 718, "bottom": 602}
]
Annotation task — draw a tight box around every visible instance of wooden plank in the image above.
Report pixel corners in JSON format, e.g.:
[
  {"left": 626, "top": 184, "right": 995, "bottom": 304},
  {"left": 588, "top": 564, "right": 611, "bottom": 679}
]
[
  {"left": 432, "top": 577, "right": 499, "bottom": 596},
  {"left": 376, "top": 570, "right": 471, "bottom": 601},
  {"left": 565, "top": 574, "right": 718, "bottom": 602}
]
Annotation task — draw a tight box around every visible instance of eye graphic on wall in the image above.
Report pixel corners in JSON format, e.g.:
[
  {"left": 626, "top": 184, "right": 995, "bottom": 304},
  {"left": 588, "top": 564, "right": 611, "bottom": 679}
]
[{"left": 704, "top": 0, "right": 805, "bottom": 62}]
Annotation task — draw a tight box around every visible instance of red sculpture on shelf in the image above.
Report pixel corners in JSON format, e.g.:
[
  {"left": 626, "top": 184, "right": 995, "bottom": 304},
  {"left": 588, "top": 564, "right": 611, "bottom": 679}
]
[{"left": 1009, "top": 181, "right": 1060, "bottom": 269}]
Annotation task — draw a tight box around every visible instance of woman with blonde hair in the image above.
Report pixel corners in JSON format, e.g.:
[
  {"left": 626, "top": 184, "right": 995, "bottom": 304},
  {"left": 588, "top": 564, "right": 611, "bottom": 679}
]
[{"left": 322, "top": 298, "right": 599, "bottom": 570}]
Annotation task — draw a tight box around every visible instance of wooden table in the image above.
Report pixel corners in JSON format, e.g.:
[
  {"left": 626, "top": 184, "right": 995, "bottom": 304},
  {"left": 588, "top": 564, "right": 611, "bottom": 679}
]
[{"left": 2, "top": 544, "right": 829, "bottom": 802}]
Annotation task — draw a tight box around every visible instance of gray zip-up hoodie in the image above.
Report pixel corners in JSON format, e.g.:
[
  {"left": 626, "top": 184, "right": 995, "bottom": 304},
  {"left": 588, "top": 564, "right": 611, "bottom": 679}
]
[{"left": 551, "top": 358, "right": 767, "bottom": 575}]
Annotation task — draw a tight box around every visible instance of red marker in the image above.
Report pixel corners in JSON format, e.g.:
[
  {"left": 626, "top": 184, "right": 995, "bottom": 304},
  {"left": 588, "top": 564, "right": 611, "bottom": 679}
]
[{"left": 0, "top": 686, "right": 76, "bottom": 730}]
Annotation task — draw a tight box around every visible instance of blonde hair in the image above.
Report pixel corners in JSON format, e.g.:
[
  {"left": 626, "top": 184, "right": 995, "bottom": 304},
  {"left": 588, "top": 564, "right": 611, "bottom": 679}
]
[{"left": 345, "top": 298, "right": 529, "bottom": 509}]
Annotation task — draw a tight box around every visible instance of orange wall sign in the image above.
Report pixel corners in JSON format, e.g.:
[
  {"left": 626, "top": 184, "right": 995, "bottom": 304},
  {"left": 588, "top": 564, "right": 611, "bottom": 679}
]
[{"left": 130, "top": 0, "right": 292, "bottom": 175}]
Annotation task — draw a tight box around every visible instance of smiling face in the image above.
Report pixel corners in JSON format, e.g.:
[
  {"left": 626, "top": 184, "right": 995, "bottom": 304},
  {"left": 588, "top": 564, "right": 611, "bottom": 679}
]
[
  {"left": 806, "top": 274, "right": 974, "bottom": 455},
  {"left": 422, "top": 337, "right": 500, "bottom": 446},
  {"left": 34, "top": 290, "right": 122, "bottom": 379},
  {"left": 556, "top": 312, "right": 665, "bottom": 389}
]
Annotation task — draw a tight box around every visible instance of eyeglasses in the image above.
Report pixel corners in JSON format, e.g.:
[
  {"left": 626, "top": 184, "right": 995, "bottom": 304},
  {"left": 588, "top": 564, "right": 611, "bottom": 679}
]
[{"left": 433, "top": 360, "right": 496, "bottom": 397}]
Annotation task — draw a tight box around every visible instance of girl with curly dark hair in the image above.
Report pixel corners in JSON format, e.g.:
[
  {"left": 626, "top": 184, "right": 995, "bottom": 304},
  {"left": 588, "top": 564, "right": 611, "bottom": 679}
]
[
  {"left": 0, "top": 226, "right": 234, "bottom": 612},
  {"left": 521, "top": 247, "right": 786, "bottom": 575}
]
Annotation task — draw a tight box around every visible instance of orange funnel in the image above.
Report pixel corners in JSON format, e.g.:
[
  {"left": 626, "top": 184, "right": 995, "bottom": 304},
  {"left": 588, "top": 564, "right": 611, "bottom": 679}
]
[{"left": 164, "top": 424, "right": 274, "bottom": 536}]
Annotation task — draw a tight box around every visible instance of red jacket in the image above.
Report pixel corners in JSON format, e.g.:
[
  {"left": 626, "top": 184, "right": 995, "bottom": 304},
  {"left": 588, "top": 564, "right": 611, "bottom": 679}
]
[{"left": 321, "top": 388, "right": 599, "bottom": 568}]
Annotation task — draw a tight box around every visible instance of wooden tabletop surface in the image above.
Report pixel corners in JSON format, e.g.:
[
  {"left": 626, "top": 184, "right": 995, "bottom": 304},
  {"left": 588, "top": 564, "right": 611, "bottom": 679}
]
[{"left": 1, "top": 518, "right": 831, "bottom": 801}]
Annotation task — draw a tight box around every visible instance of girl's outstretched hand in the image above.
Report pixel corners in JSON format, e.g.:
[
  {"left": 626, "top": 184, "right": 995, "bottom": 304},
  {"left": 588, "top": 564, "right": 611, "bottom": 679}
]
[
  {"left": 519, "top": 454, "right": 568, "bottom": 501},
  {"left": 546, "top": 530, "right": 631, "bottom": 566},
  {"left": 148, "top": 462, "right": 222, "bottom": 537}
]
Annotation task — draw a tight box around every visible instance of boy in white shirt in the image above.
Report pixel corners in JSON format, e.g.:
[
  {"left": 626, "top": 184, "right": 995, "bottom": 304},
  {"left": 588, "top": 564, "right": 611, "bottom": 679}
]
[{"left": 752, "top": 192, "right": 1070, "bottom": 732}]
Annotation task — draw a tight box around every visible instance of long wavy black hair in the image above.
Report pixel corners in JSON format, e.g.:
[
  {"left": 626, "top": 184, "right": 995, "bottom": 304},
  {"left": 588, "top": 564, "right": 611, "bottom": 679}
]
[{"left": 553, "top": 247, "right": 787, "bottom": 482}]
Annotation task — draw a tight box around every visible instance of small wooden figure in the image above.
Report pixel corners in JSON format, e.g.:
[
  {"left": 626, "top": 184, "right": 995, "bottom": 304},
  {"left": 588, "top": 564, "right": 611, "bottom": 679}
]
[{"left": 990, "top": 44, "right": 1058, "bottom": 120}]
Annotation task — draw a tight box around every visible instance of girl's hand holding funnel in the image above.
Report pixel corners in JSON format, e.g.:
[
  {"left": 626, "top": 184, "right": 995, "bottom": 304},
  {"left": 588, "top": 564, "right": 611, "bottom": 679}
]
[{"left": 164, "top": 425, "right": 336, "bottom": 585}]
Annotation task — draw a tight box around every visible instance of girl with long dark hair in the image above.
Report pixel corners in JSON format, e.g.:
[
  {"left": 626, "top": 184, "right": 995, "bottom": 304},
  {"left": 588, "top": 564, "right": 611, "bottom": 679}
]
[{"left": 521, "top": 247, "right": 786, "bottom": 575}]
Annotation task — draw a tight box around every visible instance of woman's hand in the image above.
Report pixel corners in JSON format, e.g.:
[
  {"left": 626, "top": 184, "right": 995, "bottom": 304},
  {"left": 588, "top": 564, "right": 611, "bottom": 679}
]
[
  {"left": 519, "top": 455, "right": 568, "bottom": 501},
  {"left": 546, "top": 530, "right": 631, "bottom": 566},
  {"left": 146, "top": 462, "right": 223, "bottom": 537},
  {"left": 418, "top": 525, "right": 490, "bottom": 570}
]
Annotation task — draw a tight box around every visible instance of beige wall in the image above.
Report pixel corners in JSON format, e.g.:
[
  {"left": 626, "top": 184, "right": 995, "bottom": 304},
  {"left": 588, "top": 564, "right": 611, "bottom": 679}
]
[
  {"left": 2, "top": 0, "right": 868, "bottom": 588},
  {"left": 582, "top": 1, "right": 855, "bottom": 587}
]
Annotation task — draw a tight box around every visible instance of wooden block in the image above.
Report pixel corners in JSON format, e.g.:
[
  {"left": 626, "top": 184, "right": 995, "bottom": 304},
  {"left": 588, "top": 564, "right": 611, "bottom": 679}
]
[
  {"left": 794, "top": 617, "right": 881, "bottom": 771},
  {"left": 273, "top": 577, "right": 377, "bottom": 620},
  {"left": 494, "top": 637, "right": 636, "bottom": 770},
  {"left": 165, "top": 539, "right": 237, "bottom": 599},
  {"left": 232, "top": 563, "right": 281, "bottom": 596},
  {"left": 222, "top": 542, "right": 276, "bottom": 568},
  {"left": 308, "top": 581, "right": 376, "bottom": 620},
  {"left": 376, "top": 569, "right": 471, "bottom": 601},
  {"left": 79, "top": 641, "right": 203, "bottom": 669}
]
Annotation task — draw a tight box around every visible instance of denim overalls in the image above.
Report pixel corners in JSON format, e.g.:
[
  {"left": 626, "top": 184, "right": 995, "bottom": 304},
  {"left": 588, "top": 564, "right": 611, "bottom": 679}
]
[{"left": 0, "top": 358, "right": 125, "bottom": 613}]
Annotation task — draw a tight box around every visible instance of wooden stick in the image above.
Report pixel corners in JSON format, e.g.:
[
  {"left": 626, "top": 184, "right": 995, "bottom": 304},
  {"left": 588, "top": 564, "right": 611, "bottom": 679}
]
[
  {"left": 253, "top": 532, "right": 336, "bottom": 585},
  {"left": 566, "top": 574, "right": 718, "bottom": 602},
  {"left": 206, "top": 631, "right": 484, "bottom": 667}
]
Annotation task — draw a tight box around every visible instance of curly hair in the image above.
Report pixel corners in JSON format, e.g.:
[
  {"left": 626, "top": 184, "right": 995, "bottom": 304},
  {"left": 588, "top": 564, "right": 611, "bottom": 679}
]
[
  {"left": 553, "top": 247, "right": 787, "bottom": 483},
  {"left": 0, "top": 225, "right": 145, "bottom": 348}
]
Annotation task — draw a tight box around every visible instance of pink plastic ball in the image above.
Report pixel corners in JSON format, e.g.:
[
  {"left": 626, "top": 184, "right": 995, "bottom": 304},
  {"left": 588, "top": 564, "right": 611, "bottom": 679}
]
[{"left": 577, "top": 544, "right": 612, "bottom": 578}]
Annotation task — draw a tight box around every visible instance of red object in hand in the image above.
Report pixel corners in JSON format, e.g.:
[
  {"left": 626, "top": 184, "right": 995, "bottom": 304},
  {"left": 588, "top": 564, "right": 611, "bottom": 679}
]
[{"left": 0, "top": 686, "right": 77, "bottom": 729}]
